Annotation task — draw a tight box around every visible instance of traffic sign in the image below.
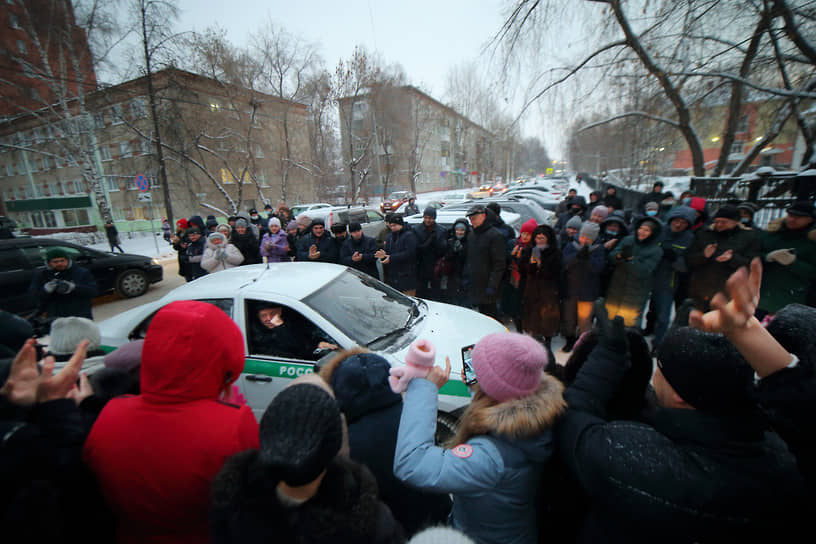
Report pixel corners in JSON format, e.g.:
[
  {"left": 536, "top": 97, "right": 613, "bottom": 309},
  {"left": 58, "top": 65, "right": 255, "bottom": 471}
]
[
  {"left": 137, "top": 192, "right": 152, "bottom": 202},
  {"left": 135, "top": 174, "right": 149, "bottom": 191}
]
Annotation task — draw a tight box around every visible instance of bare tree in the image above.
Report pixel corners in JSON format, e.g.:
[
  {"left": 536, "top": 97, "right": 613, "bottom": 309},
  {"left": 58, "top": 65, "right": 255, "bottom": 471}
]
[{"left": 500, "top": 0, "right": 816, "bottom": 176}]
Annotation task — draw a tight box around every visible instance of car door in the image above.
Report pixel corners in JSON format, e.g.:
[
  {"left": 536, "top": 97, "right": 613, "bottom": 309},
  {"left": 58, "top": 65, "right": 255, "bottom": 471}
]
[
  {"left": 363, "top": 209, "right": 385, "bottom": 238},
  {"left": 238, "top": 297, "right": 345, "bottom": 419},
  {"left": 0, "top": 244, "right": 37, "bottom": 315}
]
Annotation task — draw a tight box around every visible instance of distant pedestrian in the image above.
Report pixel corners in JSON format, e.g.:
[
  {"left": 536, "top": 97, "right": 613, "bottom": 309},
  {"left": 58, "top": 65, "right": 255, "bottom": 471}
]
[
  {"left": 161, "top": 219, "right": 171, "bottom": 243},
  {"left": 105, "top": 221, "right": 124, "bottom": 253}
]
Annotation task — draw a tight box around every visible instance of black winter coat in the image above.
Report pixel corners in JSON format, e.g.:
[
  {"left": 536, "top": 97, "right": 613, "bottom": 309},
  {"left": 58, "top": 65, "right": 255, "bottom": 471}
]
[
  {"left": 29, "top": 263, "right": 97, "bottom": 319},
  {"left": 521, "top": 241, "right": 561, "bottom": 337},
  {"left": 412, "top": 223, "right": 447, "bottom": 282},
  {"left": 556, "top": 345, "right": 807, "bottom": 543},
  {"left": 186, "top": 236, "right": 207, "bottom": 280},
  {"left": 296, "top": 232, "right": 339, "bottom": 263},
  {"left": 561, "top": 241, "right": 605, "bottom": 301},
  {"left": 384, "top": 227, "right": 418, "bottom": 292},
  {"left": 210, "top": 453, "right": 404, "bottom": 544},
  {"left": 340, "top": 234, "right": 379, "bottom": 278},
  {"left": 231, "top": 230, "right": 261, "bottom": 265},
  {"left": 464, "top": 223, "right": 505, "bottom": 304},
  {"left": 687, "top": 224, "right": 760, "bottom": 309}
]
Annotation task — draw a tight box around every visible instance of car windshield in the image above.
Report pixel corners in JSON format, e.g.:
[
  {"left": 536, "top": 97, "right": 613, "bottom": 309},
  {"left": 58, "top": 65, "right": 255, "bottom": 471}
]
[{"left": 302, "top": 269, "right": 415, "bottom": 345}]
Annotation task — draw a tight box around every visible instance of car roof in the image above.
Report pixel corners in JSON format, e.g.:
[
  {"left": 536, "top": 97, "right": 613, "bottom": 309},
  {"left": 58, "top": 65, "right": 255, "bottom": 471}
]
[{"left": 160, "top": 262, "right": 347, "bottom": 303}]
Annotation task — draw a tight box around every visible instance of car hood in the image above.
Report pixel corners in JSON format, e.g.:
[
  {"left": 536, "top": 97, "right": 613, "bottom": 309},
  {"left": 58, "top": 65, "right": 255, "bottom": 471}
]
[{"left": 377, "top": 299, "right": 507, "bottom": 411}]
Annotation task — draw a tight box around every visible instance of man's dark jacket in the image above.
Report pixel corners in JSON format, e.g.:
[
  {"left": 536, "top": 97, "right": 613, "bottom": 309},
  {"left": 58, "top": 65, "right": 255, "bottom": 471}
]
[
  {"left": 296, "top": 232, "right": 339, "bottom": 263},
  {"left": 555, "top": 344, "right": 807, "bottom": 543},
  {"left": 412, "top": 223, "right": 447, "bottom": 282},
  {"left": 29, "top": 262, "right": 97, "bottom": 319},
  {"left": 340, "top": 234, "right": 379, "bottom": 278},
  {"left": 464, "top": 222, "right": 505, "bottom": 305},
  {"left": 384, "top": 227, "right": 417, "bottom": 292}
]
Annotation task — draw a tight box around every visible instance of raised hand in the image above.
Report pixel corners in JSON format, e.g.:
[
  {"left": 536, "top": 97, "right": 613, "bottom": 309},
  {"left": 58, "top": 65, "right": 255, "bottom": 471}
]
[
  {"left": 0, "top": 338, "right": 41, "bottom": 406},
  {"left": 689, "top": 258, "right": 762, "bottom": 334},
  {"left": 427, "top": 356, "right": 451, "bottom": 390},
  {"left": 593, "top": 298, "right": 627, "bottom": 352},
  {"left": 37, "top": 340, "right": 89, "bottom": 403}
]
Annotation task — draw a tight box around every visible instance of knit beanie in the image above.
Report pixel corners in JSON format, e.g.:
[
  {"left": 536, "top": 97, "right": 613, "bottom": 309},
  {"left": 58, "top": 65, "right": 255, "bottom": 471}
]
[
  {"left": 207, "top": 232, "right": 226, "bottom": 244},
  {"left": 645, "top": 201, "right": 660, "bottom": 212},
  {"left": 423, "top": 207, "right": 437, "bottom": 218},
  {"left": 49, "top": 317, "right": 101, "bottom": 355},
  {"left": 408, "top": 526, "right": 475, "bottom": 544},
  {"left": 737, "top": 202, "right": 759, "bottom": 215},
  {"left": 188, "top": 215, "right": 205, "bottom": 230},
  {"left": 45, "top": 247, "right": 70, "bottom": 262},
  {"left": 176, "top": 218, "right": 189, "bottom": 231},
  {"left": 216, "top": 224, "right": 231, "bottom": 236},
  {"left": 330, "top": 223, "right": 347, "bottom": 234},
  {"left": 565, "top": 216, "right": 582, "bottom": 230},
  {"left": 330, "top": 352, "right": 401, "bottom": 423},
  {"left": 296, "top": 214, "right": 312, "bottom": 227},
  {"left": 259, "top": 383, "right": 343, "bottom": 486},
  {"left": 591, "top": 205, "right": 609, "bottom": 220},
  {"left": 657, "top": 327, "right": 755, "bottom": 415},
  {"left": 579, "top": 222, "right": 600, "bottom": 243},
  {"left": 471, "top": 332, "right": 548, "bottom": 402},
  {"left": 713, "top": 204, "right": 739, "bottom": 221},
  {"left": 286, "top": 220, "right": 298, "bottom": 231},
  {"left": 766, "top": 303, "right": 816, "bottom": 363},
  {"left": 205, "top": 215, "right": 218, "bottom": 228},
  {"left": 235, "top": 218, "right": 248, "bottom": 228},
  {"left": 520, "top": 218, "right": 537, "bottom": 235},
  {"left": 268, "top": 217, "right": 281, "bottom": 228}
]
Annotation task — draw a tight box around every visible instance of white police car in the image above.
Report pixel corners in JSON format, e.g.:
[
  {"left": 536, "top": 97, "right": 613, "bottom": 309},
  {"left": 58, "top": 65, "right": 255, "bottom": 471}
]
[{"left": 98, "top": 263, "right": 505, "bottom": 426}]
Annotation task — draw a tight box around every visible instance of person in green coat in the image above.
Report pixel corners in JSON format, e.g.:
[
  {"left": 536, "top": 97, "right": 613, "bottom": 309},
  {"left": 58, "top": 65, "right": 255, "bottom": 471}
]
[
  {"left": 605, "top": 217, "right": 663, "bottom": 327},
  {"left": 759, "top": 201, "right": 816, "bottom": 315}
]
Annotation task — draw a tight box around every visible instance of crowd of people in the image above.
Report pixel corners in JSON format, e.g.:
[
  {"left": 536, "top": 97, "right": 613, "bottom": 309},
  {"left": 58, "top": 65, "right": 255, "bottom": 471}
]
[{"left": 6, "top": 187, "right": 814, "bottom": 543}]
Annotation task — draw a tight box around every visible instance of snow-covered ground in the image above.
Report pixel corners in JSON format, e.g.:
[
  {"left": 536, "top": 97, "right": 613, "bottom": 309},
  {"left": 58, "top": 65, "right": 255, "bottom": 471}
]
[{"left": 32, "top": 231, "right": 176, "bottom": 260}]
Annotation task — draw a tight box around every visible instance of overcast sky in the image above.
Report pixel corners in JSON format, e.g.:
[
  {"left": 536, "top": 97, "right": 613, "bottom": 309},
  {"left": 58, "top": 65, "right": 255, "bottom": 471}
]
[{"left": 172, "top": 0, "right": 567, "bottom": 156}]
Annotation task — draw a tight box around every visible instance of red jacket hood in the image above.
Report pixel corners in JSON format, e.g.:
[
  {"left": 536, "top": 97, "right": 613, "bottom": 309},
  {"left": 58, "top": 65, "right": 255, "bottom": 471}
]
[
  {"left": 140, "top": 300, "right": 245, "bottom": 403},
  {"left": 689, "top": 197, "right": 707, "bottom": 212}
]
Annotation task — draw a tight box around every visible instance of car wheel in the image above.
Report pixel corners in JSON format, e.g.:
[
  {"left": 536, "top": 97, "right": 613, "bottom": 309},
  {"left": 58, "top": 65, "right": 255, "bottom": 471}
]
[
  {"left": 435, "top": 412, "right": 459, "bottom": 446},
  {"left": 116, "top": 269, "right": 149, "bottom": 298}
]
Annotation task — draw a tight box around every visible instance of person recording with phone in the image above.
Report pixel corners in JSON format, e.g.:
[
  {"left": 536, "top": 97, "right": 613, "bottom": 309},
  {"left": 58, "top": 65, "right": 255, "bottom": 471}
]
[{"left": 392, "top": 334, "right": 566, "bottom": 544}]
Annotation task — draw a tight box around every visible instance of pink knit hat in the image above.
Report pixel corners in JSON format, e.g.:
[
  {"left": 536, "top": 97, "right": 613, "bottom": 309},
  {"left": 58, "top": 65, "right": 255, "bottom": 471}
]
[{"left": 471, "top": 332, "right": 548, "bottom": 402}]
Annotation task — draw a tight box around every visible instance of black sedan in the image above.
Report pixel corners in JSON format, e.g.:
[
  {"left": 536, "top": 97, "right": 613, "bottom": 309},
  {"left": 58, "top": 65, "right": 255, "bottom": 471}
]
[{"left": 0, "top": 237, "right": 163, "bottom": 316}]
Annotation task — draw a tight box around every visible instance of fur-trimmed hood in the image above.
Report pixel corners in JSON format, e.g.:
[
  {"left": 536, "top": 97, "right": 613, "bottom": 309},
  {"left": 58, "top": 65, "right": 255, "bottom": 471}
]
[
  {"left": 766, "top": 217, "right": 816, "bottom": 241},
  {"left": 210, "top": 452, "right": 402, "bottom": 544},
  {"left": 448, "top": 373, "right": 565, "bottom": 447}
]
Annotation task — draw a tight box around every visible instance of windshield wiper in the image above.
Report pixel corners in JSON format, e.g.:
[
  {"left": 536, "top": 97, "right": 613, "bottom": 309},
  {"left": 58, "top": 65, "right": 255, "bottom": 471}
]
[{"left": 365, "top": 300, "right": 421, "bottom": 348}]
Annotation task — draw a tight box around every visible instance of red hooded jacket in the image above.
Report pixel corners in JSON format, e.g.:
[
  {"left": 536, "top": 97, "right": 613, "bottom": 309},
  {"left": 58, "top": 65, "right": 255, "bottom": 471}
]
[{"left": 83, "top": 301, "right": 259, "bottom": 544}]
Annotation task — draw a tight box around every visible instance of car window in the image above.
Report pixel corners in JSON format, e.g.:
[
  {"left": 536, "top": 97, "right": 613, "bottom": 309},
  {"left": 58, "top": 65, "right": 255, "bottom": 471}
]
[
  {"left": 128, "top": 298, "right": 234, "bottom": 340},
  {"left": 20, "top": 245, "right": 81, "bottom": 267},
  {"left": 303, "top": 269, "right": 414, "bottom": 346},
  {"left": 245, "top": 300, "right": 337, "bottom": 361},
  {"left": 0, "top": 247, "right": 27, "bottom": 272},
  {"left": 366, "top": 210, "right": 383, "bottom": 222},
  {"left": 348, "top": 210, "right": 366, "bottom": 224}
]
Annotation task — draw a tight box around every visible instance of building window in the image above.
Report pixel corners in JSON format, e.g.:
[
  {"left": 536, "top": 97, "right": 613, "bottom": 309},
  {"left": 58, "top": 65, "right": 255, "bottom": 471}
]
[
  {"left": 48, "top": 181, "right": 62, "bottom": 195},
  {"left": 93, "top": 111, "right": 105, "bottom": 130},
  {"left": 16, "top": 40, "right": 26, "bottom": 54},
  {"left": 729, "top": 140, "right": 745, "bottom": 155},
  {"left": 43, "top": 211, "right": 57, "bottom": 228},
  {"left": 99, "top": 145, "right": 112, "bottom": 161},
  {"left": 5, "top": 164, "right": 13, "bottom": 177},
  {"left": 17, "top": 162, "right": 27, "bottom": 176},
  {"left": 221, "top": 168, "right": 235, "bottom": 184},
  {"left": 119, "top": 141, "right": 132, "bottom": 158},
  {"left": 124, "top": 207, "right": 134, "bottom": 220},
  {"left": 105, "top": 175, "right": 118, "bottom": 192},
  {"left": 441, "top": 141, "right": 450, "bottom": 157},
  {"left": 130, "top": 98, "right": 146, "bottom": 119},
  {"left": 9, "top": 13, "right": 20, "bottom": 29},
  {"left": 62, "top": 209, "right": 78, "bottom": 227},
  {"left": 257, "top": 171, "right": 269, "bottom": 187},
  {"left": 32, "top": 127, "right": 43, "bottom": 143},
  {"left": 736, "top": 114, "right": 749, "bottom": 133},
  {"left": 134, "top": 207, "right": 145, "bottom": 220},
  {"left": 255, "top": 145, "right": 264, "bottom": 158},
  {"left": 111, "top": 104, "right": 124, "bottom": 125},
  {"left": 40, "top": 155, "right": 50, "bottom": 170},
  {"left": 31, "top": 212, "right": 43, "bottom": 228},
  {"left": 149, "top": 175, "right": 160, "bottom": 188},
  {"left": 64, "top": 179, "right": 85, "bottom": 194},
  {"left": 140, "top": 137, "right": 152, "bottom": 155},
  {"left": 76, "top": 209, "right": 89, "bottom": 225},
  {"left": 209, "top": 99, "right": 221, "bottom": 112}
]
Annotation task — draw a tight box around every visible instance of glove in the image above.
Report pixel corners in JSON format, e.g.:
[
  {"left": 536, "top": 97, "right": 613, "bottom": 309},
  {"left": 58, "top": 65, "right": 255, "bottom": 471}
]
[
  {"left": 593, "top": 298, "right": 627, "bottom": 352},
  {"left": 215, "top": 248, "right": 227, "bottom": 261},
  {"left": 43, "top": 279, "right": 58, "bottom": 294},
  {"left": 662, "top": 247, "right": 677, "bottom": 261},
  {"left": 485, "top": 287, "right": 496, "bottom": 296},
  {"left": 55, "top": 280, "right": 75, "bottom": 294},
  {"left": 766, "top": 248, "right": 796, "bottom": 266}
]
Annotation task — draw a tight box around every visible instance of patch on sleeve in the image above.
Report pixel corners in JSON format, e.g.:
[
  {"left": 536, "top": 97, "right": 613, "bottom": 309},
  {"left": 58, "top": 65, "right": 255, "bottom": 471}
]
[{"left": 451, "top": 444, "right": 473, "bottom": 458}]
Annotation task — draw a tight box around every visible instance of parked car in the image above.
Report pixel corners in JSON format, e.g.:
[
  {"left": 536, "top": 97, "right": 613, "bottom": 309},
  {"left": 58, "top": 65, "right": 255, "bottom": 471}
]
[
  {"left": 442, "top": 197, "right": 556, "bottom": 227},
  {"left": 380, "top": 191, "right": 414, "bottom": 213},
  {"left": 394, "top": 199, "right": 444, "bottom": 216},
  {"left": 300, "top": 205, "right": 386, "bottom": 239},
  {"left": 97, "top": 263, "right": 506, "bottom": 430},
  {"left": 289, "top": 202, "right": 333, "bottom": 216},
  {"left": 469, "top": 185, "right": 493, "bottom": 199},
  {"left": 0, "top": 237, "right": 163, "bottom": 317},
  {"left": 502, "top": 188, "right": 560, "bottom": 211},
  {"left": 405, "top": 209, "right": 522, "bottom": 237}
]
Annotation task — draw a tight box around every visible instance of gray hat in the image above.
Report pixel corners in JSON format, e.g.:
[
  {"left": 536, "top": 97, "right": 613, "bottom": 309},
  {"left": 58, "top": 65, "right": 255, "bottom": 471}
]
[
  {"left": 423, "top": 207, "right": 437, "bottom": 218},
  {"left": 645, "top": 201, "right": 660, "bottom": 211},
  {"left": 49, "top": 317, "right": 101, "bottom": 355},
  {"left": 579, "top": 221, "right": 600, "bottom": 242},
  {"left": 235, "top": 218, "right": 248, "bottom": 228},
  {"left": 466, "top": 204, "right": 486, "bottom": 217},
  {"left": 565, "top": 216, "right": 583, "bottom": 230},
  {"left": 296, "top": 214, "right": 312, "bottom": 227},
  {"left": 268, "top": 217, "right": 281, "bottom": 228}
]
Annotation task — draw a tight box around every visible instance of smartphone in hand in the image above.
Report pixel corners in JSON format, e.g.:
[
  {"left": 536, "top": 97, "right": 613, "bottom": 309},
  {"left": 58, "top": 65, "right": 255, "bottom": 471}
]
[{"left": 461, "top": 345, "right": 477, "bottom": 385}]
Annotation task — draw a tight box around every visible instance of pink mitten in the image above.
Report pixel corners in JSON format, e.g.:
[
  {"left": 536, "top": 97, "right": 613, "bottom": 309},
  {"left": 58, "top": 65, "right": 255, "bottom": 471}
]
[{"left": 389, "top": 339, "right": 437, "bottom": 393}]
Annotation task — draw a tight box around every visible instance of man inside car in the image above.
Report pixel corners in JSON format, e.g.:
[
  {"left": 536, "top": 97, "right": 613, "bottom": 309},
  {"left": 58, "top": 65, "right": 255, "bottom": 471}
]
[{"left": 250, "top": 304, "right": 338, "bottom": 360}]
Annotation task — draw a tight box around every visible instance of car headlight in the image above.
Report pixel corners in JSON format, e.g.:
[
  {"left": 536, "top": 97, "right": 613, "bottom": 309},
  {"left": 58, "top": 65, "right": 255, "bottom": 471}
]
[{"left": 151, "top": 258, "right": 160, "bottom": 265}]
